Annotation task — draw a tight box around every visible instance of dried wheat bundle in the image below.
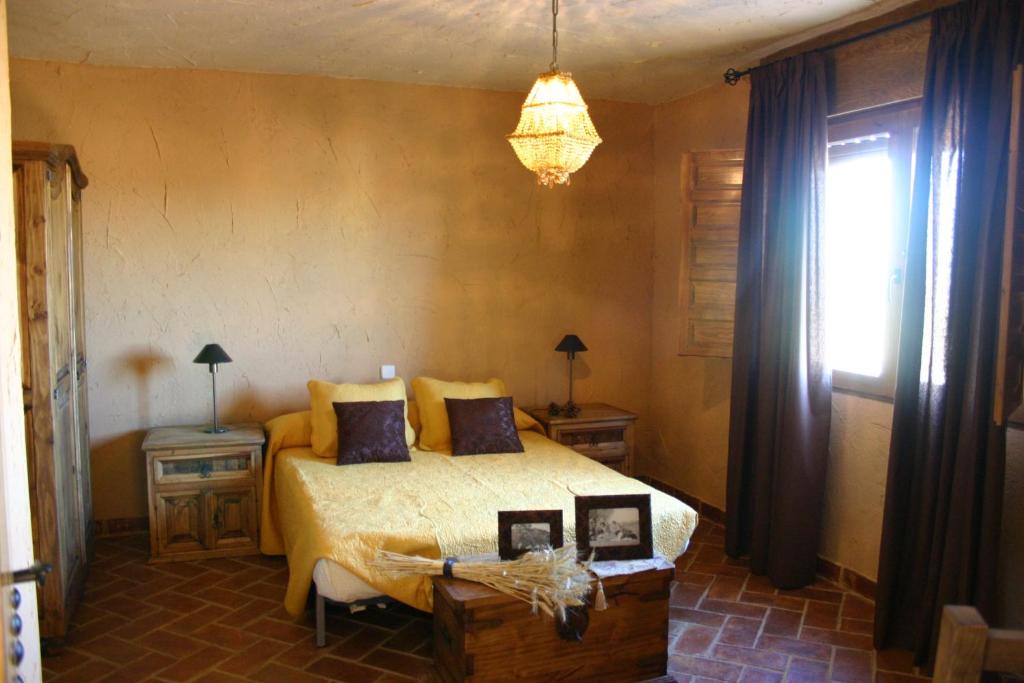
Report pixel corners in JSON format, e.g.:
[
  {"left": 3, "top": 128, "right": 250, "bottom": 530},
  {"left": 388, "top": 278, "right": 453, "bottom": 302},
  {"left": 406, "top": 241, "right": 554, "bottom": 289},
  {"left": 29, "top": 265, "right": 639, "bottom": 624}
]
[{"left": 372, "top": 546, "right": 595, "bottom": 619}]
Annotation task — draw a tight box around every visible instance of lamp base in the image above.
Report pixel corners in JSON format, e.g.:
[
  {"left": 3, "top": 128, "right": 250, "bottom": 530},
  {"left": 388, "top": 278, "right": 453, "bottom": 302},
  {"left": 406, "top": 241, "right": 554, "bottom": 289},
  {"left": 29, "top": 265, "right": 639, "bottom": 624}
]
[{"left": 204, "top": 425, "right": 230, "bottom": 434}]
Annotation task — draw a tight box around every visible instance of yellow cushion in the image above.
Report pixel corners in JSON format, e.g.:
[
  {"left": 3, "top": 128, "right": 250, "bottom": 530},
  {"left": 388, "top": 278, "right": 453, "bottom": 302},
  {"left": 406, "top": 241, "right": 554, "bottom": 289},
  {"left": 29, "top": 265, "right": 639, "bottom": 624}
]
[
  {"left": 407, "top": 399, "right": 421, "bottom": 441},
  {"left": 307, "top": 378, "right": 414, "bottom": 457},
  {"left": 411, "top": 377, "right": 507, "bottom": 451},
  {"left": 513, "top": 407, "right": 541, "bottom": 433}
]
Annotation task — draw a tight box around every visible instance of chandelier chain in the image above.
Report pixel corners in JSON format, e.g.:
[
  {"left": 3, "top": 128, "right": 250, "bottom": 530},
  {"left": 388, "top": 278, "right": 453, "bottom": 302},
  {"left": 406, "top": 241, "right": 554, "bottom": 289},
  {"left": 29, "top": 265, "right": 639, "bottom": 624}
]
[{"left": 550, "top": 0, "right": 559, "bottom": 72}]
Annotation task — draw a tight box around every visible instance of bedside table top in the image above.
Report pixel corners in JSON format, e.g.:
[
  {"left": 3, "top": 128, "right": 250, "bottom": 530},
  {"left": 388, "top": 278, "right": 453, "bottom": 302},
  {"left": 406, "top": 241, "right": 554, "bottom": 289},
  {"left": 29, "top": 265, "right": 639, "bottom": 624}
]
[
  {"left": 528, "top": 402, "right": 637, "bottom": 426},
  {"left": 142, "top": 423, "right": 265, "bottom": 450}
]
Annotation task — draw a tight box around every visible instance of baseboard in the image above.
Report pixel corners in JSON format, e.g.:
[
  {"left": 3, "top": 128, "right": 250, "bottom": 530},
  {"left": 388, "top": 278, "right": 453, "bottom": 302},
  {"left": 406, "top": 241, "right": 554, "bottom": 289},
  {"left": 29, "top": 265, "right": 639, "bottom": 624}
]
[
  {"left": 816, "top": 556, "right": 877, "bottom": 599},
  {"left": 94, "top": 516, "right": 148, "bottom": 537},
  {"left": 636, "top": 475, "right": 724, "bottom": 523},
  {"left": 638, "top": 475, "right": 877, "bottom": 601}
]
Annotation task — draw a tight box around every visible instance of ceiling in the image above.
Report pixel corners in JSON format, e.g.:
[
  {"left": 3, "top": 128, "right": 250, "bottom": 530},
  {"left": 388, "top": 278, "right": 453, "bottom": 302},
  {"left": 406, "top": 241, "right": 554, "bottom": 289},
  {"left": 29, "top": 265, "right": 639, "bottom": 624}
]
[{"left": 8, "top": 0, "right": 920, "bottom": 104}]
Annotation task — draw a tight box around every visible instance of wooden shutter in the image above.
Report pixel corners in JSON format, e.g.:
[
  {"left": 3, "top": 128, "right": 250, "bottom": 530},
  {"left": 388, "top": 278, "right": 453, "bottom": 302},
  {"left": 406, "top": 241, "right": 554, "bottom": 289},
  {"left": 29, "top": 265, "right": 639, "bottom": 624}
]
[{"left": 678, "top": 150, "right": 743, "bottom": 358}]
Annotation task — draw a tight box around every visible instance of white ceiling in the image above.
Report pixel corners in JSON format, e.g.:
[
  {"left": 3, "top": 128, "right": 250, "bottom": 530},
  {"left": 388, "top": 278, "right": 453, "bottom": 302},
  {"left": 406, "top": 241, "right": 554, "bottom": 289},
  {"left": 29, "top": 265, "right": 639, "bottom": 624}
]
[{"left": 8, "top": 0, "right": 920, "bottom": 104}]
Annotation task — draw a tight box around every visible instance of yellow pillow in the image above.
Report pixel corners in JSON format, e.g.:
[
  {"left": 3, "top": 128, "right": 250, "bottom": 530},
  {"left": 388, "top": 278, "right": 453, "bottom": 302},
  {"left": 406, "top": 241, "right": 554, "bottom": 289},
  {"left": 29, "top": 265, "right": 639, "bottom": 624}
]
[
  {"left": 513, "top": 407, "right": 541, "bottom": 433},
  {"left": 307, "top": 377, "right": 414, "bottom": 457},
  {"left": 411, "top": 377, "right": 507, "bottom": 451},
  {"left": 407, "top": 399, "right": 421, "bottom": 441},
  {"left": 407, "top": 397, "right": 528, "bottom": 446}
]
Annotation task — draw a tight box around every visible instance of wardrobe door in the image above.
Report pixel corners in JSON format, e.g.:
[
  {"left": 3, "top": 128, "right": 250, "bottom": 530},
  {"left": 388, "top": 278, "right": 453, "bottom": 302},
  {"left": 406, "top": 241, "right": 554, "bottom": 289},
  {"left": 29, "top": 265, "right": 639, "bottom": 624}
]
[
  {"left": 16, "top": 162, "right": 59, "bottom": 631},
  {"left": 51, "top": 379, "right": 81, "bottom": 594},
  {"left": 45, "top": 170, "right": 72, "bottom": 385},
  {"left": 69, "top": 177, "right": 92, "bottom": 551},
  {"left": 46, "top": 169, "right": 83, "bottom": 594}
]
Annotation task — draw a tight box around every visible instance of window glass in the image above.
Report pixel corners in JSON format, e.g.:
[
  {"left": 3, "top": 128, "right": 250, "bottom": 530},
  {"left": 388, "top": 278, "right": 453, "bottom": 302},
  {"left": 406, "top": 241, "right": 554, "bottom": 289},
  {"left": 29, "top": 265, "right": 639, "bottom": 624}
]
[
  {"left": 826, "top": 135, "right": 893, "bottom": 378},
  {"left": 825, "top": 102, "right": 918, "bottom": 398}
]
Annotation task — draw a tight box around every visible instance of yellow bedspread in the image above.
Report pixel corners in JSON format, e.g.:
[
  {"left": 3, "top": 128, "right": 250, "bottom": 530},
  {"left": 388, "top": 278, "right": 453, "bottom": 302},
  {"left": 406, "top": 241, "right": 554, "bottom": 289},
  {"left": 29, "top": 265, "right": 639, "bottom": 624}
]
[{"left": 260, "top": 411, "right": 698, "bottom": 616}]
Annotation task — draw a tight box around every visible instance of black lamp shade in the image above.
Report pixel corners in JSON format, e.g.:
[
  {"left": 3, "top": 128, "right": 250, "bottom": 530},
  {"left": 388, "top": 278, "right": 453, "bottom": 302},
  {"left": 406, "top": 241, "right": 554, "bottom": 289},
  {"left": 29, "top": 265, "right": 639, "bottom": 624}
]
[
  {"left": 555, "top": 335, "right": 587, "bottom": 354},
  {"left": 193, "top": 344, "right": 232, "bottom": 365}
]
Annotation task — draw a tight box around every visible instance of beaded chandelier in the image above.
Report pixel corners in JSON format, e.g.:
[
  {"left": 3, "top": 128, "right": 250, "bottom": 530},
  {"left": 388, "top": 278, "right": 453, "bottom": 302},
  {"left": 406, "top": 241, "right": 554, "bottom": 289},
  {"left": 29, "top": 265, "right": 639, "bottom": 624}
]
[{"left": 507, "top": 0, "right": 601, "bottom": 188}]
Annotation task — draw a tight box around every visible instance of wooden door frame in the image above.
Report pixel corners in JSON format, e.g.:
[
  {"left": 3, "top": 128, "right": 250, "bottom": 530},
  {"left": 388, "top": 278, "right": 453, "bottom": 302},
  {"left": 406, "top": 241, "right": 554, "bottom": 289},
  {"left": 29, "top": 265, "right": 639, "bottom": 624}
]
[{"left": 0, "top": 0, "right": 43, "bottom": 679}]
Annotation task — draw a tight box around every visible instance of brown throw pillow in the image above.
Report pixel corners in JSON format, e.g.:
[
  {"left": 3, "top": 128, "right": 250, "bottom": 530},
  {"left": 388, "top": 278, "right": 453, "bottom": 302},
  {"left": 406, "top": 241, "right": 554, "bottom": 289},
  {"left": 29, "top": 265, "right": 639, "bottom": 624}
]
[
  {"left": 333, "top": 400, "right": 411, "bottom": 465},
  {"left": 444, "top": 397, "right": 525, "bottom": 456}
]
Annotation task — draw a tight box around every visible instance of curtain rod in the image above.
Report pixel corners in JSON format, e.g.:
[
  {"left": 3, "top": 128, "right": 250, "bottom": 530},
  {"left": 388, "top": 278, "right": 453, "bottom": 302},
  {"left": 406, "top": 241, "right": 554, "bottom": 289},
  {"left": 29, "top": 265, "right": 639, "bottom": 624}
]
[{"left": 722, "top": 5, "right": 938, "bottom": 85}]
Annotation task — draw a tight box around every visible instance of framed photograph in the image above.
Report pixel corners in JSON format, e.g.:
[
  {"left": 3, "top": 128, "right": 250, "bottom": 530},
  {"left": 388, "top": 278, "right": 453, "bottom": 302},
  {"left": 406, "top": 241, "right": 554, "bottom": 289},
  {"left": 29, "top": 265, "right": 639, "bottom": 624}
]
[
  {"left": 498, "top": 510, "right": 564, "bottom": 560},
  {"left": 575, "top": 494, "right": 653, "bottom": 561}
]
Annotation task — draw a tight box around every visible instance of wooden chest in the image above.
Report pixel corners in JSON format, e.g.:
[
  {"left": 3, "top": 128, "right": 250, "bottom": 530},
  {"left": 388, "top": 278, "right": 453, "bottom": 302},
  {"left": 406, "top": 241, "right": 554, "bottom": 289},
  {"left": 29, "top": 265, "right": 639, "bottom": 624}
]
[{"left": 432, "top": 567, "right": 674, "bottom": 683}]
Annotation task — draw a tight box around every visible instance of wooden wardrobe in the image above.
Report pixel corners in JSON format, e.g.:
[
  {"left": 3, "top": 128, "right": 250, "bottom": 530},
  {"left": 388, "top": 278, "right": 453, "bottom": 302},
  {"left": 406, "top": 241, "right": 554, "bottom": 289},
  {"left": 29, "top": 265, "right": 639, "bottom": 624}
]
[{"left": 13, "top": 142, "right": 93, "bottom": 640}]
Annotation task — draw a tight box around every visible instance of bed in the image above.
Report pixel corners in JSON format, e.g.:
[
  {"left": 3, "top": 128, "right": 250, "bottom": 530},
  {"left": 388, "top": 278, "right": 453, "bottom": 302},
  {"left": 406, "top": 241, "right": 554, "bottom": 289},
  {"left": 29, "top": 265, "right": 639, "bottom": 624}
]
[{"left": 259, "top": 408, "right": 699, "bottom": 627}]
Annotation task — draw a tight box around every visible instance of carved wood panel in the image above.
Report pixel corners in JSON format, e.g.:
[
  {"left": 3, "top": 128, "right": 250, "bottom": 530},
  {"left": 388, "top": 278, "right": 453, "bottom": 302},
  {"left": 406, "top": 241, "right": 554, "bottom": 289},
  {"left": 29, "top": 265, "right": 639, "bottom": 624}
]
[
  {"left": 156, "top": 489, "right": 206, "bottom": 555},
  {"left": 206, "top": 486, "right": 256, "bottom": 551}
]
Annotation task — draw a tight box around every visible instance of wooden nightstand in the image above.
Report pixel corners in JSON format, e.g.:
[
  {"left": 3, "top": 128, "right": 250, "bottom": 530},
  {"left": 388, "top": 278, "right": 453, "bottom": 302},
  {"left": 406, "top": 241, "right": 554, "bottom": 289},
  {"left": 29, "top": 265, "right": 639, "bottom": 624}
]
[
  {"left": 142, "top": 423, "right": 265, "bottom": 562},
  {"left": 528, "top": 403, "right": 637, "bottom": 476}
]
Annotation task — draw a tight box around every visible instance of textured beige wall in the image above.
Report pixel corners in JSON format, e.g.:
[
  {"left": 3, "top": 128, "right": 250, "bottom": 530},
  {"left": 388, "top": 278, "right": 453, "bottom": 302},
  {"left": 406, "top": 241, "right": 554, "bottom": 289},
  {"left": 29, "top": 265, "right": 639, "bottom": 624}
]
[
  {"left": 10, "top": 59, "right": 656, "bottom": 522},
  {"left": 821, "top": 394, "right": 893, "bottom": 579},
  {"left": 647, "top": 82, "right": 748, "bottom": 507}
]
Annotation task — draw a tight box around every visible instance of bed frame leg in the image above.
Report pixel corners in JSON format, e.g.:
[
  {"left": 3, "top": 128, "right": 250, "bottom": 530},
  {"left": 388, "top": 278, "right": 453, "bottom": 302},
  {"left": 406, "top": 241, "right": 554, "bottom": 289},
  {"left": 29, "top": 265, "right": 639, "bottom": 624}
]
[{"left": 315, "top": 591, "right": 326, "bottom": 647}]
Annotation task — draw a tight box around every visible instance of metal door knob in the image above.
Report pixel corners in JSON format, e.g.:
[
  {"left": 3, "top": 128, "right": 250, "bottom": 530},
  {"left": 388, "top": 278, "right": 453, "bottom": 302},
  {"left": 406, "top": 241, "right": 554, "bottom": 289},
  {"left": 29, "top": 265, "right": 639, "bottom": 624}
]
[
  {"left": 11, "top": 638, "right": 24, "bottom": 665},
  {"left": 10, "top": 613, "right": 21, "bottom": 636},
  {"left": 12, "top": 561, "right": 52, "bottom": 587}
]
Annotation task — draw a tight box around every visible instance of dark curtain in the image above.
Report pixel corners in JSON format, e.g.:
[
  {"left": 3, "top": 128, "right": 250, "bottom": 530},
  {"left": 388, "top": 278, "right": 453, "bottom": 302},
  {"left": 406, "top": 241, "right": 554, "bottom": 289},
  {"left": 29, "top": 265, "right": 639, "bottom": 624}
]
[
  {"left": 874, "top": 0, "right": 1024, "bottom": 668},
  {"left": 725, "top": 53, "right": 832, "bottom": 588}
]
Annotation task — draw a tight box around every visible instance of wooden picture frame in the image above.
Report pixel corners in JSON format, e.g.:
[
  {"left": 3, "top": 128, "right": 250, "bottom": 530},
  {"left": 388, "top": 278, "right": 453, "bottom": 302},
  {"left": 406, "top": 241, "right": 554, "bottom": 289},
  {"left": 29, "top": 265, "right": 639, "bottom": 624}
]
[
  {"left": 575, "top": 494, "right": 653, "bottom": 561},
  {"left": 498, "top": 510, "right": 564, "bottom": 560}
]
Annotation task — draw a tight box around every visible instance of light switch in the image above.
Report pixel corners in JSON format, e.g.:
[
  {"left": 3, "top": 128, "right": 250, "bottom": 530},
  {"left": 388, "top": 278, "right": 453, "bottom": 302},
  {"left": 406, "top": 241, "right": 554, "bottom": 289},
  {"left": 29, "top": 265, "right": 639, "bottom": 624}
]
[{"left": 380, "top": 364, "right": 396, "bottom": 380}]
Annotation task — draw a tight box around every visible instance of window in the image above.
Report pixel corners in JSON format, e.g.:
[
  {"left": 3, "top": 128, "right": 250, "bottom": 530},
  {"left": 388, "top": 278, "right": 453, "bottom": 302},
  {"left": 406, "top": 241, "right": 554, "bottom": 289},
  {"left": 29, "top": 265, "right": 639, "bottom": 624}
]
[{"left": 825, "top": 103, "right": 919, "bottom": 397}]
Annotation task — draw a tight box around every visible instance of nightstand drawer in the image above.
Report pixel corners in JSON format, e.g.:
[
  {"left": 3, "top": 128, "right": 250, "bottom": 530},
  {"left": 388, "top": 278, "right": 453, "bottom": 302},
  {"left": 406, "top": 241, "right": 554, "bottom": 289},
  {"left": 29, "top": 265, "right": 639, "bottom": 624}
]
[
  {"left": 573, "top": 447, "right": 628, "bottom": 474},
  {"left": 530, "top": 403, "right": 637, "bottom": 477},
  {"left": 153, "top": 449, "right": 255, "bottom": 485},
  {"left": 557, "top": 427, "right": 627, "bottom": 449},
  {"left": 567, "top": 441, "right": 628, "bottom": 462}
]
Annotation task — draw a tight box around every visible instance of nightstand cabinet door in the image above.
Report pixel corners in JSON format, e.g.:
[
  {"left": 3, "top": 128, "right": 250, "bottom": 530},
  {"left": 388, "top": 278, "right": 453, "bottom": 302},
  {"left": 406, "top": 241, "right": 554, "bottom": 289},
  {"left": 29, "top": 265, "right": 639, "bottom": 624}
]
[
  {"left": 155, "top": 489, "right": 207, "bottom": 555},
  {"left": 207, "top": 486, "right": 257, "bottom": 551}
]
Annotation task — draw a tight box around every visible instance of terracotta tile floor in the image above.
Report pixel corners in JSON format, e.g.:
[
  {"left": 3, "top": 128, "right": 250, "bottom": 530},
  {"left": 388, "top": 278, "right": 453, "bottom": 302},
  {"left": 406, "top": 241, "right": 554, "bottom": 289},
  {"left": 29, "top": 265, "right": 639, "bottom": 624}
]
[
  {"left": 46, "top": 522, "right": 928, "bottom": 682},
  {"left": 670, "top": 521, "right": 928, "bottom": 683}
]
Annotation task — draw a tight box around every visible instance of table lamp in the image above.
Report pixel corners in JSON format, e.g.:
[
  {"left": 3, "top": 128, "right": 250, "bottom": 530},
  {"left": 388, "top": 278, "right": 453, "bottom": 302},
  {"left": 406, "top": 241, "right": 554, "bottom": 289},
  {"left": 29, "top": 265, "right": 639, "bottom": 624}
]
[
  {"left": 550, "top": 334, "right": 587, "bottom": 418},
  {"left": 193, "top": 343, "right": 232, "bottom": 433}
]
